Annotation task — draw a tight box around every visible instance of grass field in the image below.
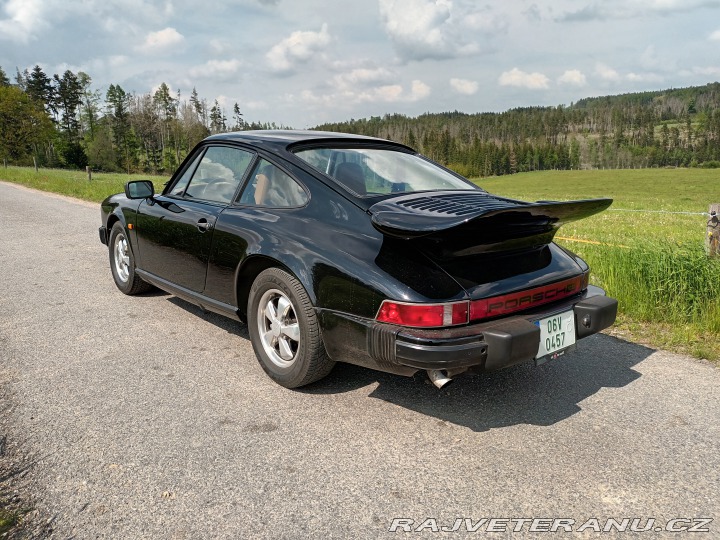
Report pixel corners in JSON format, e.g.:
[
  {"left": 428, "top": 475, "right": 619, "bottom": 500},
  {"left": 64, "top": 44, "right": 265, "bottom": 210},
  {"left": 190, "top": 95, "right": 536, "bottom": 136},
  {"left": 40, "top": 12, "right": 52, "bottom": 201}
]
[
  {"left": 0, "top": 166, "right": 169, "bottom": 202},
  {"left": 477, "top": 169, "right": 720, "bottom": 361},
  {"left": 1, "top": 165, "right": 718, "bottom": 361}
]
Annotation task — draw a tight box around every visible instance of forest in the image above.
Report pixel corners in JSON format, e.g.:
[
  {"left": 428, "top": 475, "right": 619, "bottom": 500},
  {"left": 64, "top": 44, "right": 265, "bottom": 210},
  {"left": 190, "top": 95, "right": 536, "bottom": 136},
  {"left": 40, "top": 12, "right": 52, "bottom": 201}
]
[
  {"left": 1, "top": 63, "right": 720, "bottom": 177},
  {"left": 0, "top": 65, "right": 286, "bottom": 175}
]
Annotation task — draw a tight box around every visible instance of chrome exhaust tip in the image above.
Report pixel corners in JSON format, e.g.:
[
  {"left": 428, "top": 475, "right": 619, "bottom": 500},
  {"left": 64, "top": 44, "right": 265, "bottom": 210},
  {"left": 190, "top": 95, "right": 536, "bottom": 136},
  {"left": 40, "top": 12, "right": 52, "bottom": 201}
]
[{"left": 427, "top": 369, "right": 453, "bottom": 389}]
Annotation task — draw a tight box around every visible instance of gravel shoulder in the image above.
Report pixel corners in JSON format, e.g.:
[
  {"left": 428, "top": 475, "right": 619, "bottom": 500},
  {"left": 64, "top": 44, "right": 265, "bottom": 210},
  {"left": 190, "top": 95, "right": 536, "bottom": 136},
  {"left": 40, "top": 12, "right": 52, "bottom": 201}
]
[{"left": 1, "top": 181, "right": 719, "bottom": 539}]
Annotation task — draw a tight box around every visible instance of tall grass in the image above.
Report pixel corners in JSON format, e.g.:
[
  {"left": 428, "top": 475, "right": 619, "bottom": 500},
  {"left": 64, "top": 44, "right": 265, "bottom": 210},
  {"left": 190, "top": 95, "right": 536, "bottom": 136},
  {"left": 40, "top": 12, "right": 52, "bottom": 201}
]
[{"left": 578, "top": 242, "right": 720, "bottom": 334}]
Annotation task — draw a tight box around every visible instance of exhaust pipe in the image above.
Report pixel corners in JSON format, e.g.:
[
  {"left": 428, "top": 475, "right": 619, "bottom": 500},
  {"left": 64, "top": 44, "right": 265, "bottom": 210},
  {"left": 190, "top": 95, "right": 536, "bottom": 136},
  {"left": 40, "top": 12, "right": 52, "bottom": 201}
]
[{"left": 427, "top": 369, "right": 453, "bottom": 389}]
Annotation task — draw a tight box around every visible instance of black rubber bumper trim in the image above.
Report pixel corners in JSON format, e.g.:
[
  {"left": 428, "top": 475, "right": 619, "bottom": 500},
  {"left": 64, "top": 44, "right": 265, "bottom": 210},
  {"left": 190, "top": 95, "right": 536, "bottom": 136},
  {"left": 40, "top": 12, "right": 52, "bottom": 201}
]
[
  {"left": 367, "top": 290, "right": 618, "bottom": 372},
  {"left": 395, "top": 338, "right": 487, "bottom": 369},
  {"left": 574, "top": 295, "right": 618, "bottom": 338},
  {"left": 99, "top": 226, "right": 108, "bottom": 245}
]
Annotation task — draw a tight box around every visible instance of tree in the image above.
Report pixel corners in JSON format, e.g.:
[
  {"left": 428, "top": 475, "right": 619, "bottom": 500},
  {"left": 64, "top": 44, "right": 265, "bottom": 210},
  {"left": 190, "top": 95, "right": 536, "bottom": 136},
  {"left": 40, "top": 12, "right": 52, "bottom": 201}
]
[
  {"left": 78, "top": 72, "right": 100, "bottom": 139},
  {"left": 0, "top": 85, "right": 55, "bottom": 162},
  {"left": 0, "top": 66, "right": 10, "bottom": 87},
  {"left": 54, "top": 70, "right": 83, "bottom": 137},
  {"left": 106, "top": 84, "right": 133, "bottom": 172},
  {"left": 25, "top": 65, "right": 55, "bottom": 117},
  {"left": 86, "top": 122, "right": 118, "bottom": 171},
  {"left": 209, "top": 99, "right": 226, "bottom": 133},
  {"left": 14, "top": 68, "right": 27, "bottom": 91},
  {"left": 232, "top": 102, "right": 244, "bottom": 131},
  {"left": 153, "top": 82, "right": 178, "bottom": 168},
  {"left": 189, "top": 87, "right": 206, "bottom": 127}
]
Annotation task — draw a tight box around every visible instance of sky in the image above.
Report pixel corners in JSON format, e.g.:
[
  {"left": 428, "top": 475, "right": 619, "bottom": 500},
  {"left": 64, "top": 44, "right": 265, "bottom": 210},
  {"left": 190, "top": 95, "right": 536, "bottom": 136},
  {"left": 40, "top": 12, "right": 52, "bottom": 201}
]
[{"left": 1, "top": 0, "right": 720, "bottom": 128}]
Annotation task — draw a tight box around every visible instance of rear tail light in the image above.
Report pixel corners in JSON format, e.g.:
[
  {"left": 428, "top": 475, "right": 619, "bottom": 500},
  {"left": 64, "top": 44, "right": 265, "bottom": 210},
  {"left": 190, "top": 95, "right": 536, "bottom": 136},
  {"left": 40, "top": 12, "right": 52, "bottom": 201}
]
[
  {"left": 376, "top": 300, "right": 469, "bottom": 328},
  {"left": 376, "top": 272, "right": 589, "bottom": 328}
]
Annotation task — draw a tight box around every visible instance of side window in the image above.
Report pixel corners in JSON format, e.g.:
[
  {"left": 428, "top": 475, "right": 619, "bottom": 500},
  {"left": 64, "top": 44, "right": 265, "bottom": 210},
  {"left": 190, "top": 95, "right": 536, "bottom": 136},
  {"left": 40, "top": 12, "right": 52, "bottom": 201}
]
[
  {"left": 184, "top": 146, "right": 254, "bottom": 204},
  {"left": 168, "top": 151, "right": 204, "bottom": 196},
  {"left": 239, "top": 159, "right": 308, "bottom": 208}
]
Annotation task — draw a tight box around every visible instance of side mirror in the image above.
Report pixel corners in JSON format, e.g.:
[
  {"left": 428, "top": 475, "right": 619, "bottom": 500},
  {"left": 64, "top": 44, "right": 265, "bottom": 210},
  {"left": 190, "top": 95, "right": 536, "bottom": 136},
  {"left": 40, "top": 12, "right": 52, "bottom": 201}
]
[{"left": 125, "top": 180, "right": 154, "bottom": 200}]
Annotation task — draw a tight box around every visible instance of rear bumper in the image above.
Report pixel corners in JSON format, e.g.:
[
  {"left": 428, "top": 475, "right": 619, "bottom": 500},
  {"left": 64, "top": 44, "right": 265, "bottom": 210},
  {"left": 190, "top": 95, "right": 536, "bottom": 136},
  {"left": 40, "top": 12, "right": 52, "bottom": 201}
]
[{"left": 320, "top": 286, "right": 617, "bottom": 374}]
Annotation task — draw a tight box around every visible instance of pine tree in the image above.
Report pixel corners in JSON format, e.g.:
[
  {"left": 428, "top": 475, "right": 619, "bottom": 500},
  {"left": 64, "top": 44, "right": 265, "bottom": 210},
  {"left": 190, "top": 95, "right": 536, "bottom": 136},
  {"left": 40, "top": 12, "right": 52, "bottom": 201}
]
[
  {"left": 0, "top": 66, "right": 9, "bottom": 87},
  {"left": 25, "top": 65, "right": 55, "bottom": 116},
  {"left": 232, "top": 102, "right": 244, "bottom": 131},
  {"left": 54, "top": 70, "right": 83, "bottom": 137}
]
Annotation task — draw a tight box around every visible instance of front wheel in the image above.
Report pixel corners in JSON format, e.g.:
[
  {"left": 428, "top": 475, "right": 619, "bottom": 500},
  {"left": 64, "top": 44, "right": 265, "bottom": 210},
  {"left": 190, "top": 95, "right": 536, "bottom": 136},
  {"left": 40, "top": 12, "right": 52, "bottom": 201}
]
[
  {"left": 108, "top": 222, "right": 152, "bottom": 295},
  {"left": 247, "top": 268, "right": 334, "bottom": 388}
]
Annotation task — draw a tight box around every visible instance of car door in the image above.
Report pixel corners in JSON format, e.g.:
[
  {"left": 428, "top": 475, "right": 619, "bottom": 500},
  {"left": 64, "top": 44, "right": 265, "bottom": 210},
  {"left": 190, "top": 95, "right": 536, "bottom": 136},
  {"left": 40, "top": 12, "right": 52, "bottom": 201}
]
[
  {"left": 202, "top": 157, "right": 310, "bottom": 306},
  {"left": 135, "top": 145, "right": 255, "bottom": 293}
]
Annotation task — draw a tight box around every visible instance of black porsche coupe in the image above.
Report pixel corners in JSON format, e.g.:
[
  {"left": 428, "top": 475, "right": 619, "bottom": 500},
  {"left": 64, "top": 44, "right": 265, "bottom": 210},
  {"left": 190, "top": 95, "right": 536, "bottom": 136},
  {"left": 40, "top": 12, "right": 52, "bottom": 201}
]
[{"left": 99, "top": 130, "right": 617, "bottom": 388}]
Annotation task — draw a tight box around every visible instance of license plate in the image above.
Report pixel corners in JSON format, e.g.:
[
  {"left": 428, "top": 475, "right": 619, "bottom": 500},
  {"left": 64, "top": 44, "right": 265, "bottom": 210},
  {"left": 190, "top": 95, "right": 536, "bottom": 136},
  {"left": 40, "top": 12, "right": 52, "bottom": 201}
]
[{"left": 535, "top": 310, "right": 576, "bottom": 360}]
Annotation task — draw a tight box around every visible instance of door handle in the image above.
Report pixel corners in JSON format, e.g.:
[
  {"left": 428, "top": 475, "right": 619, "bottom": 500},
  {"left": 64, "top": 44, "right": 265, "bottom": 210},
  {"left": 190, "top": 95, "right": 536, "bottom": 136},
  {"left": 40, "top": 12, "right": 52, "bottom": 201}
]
[{"left": 197, "top": 218, "right": 212, "bottom": 232}]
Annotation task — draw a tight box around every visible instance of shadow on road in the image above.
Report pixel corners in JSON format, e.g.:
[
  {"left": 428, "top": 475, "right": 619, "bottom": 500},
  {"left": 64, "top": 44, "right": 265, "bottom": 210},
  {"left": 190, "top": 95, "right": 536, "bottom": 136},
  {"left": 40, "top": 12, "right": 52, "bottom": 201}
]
[
  {"left": 307, "top": 334, "right": 653, "bottom": 432},
  {"left": 165, "top": 296, "right": 250, "bottom": 340},
  {"left": 162, "top": 295, "right": 652, "bottom": 432}
]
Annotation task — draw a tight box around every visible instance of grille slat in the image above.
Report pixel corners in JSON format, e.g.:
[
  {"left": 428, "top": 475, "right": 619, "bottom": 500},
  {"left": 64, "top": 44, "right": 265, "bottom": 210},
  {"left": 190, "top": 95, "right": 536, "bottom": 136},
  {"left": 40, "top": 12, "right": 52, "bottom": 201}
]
[{"left": 396, "top": 192, "right": 527, "bottom": 216}]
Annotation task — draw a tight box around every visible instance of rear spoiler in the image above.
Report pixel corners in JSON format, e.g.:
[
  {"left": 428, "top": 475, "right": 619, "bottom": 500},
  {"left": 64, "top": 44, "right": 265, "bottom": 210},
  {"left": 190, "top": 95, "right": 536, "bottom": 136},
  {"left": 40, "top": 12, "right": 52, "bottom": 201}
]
[{"left": 369, "top": 191, "right": 612, "bottom": 257}]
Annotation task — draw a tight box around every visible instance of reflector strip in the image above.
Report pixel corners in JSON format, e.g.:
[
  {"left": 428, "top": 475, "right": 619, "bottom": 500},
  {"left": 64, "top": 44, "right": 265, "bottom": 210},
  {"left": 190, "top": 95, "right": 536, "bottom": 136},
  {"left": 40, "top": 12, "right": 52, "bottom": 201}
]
[{"left": 470, "top": 274, "right": 587, "bottom": 321}]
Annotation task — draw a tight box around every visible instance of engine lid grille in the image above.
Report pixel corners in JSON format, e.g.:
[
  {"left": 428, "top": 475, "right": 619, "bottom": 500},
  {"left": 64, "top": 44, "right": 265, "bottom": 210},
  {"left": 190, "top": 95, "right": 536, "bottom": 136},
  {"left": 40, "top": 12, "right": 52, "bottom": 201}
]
[{"left": 393, "top": 192, "right": 528, "bottom": 216}]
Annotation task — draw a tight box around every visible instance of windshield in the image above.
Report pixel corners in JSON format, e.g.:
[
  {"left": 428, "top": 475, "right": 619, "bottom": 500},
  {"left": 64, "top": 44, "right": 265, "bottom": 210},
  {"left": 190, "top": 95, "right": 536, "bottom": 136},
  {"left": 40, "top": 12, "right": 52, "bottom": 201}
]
[{"left": 293, "top": 147, "right": 478, "bottom": 197}]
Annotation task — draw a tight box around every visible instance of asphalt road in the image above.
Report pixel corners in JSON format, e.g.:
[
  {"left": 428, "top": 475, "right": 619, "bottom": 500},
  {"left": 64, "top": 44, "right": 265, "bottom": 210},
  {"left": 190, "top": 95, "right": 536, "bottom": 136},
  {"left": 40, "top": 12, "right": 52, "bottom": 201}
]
[{"left": 1, "top": 181, "right": 719, "bottom": 539}]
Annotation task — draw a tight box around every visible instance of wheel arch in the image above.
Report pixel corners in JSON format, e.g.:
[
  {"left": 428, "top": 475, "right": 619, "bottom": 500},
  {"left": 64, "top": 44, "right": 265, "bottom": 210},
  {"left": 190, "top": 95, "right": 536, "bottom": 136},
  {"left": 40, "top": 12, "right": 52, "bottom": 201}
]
[
  {"left": 105, "top": 208, "right": 130, "bottom": 237},
  {"left": 235, "top": 255, "right": 307, "bottom": 322}
]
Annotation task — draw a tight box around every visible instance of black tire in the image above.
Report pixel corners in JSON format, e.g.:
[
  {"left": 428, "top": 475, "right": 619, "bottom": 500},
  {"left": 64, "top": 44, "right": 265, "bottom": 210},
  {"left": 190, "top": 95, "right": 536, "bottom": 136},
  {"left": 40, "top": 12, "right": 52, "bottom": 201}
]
[
  {"left": 247, "top": 268, "right": 334, "bottom": 388},
  {"left": 108, "top": 222, "right": 152, "bottom": 295}
]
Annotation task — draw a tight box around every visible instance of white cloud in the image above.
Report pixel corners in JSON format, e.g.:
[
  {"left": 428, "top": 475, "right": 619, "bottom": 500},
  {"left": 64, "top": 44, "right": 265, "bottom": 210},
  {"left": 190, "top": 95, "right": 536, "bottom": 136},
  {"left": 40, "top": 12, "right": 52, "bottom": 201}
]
[
  {"left": 710, "top": 29, "right": 720, "bottom": 40},
  {"left": 300, "top": 79, "right": 431, "bottom": 108},
  {"left": 378, "top": 0, "right": 498, "bottom": 62},
  {"left": 209, "top": 39, "right": 232, "bottom": 54},
  {"left": 626, "top": 72, "right": 663, "bottom": 82},
  {"left": 108, "top": 55, "right": 129, "bottom": 67},
  {"left": 450, "top": 78, "right": 479, "bottom": 95},
  {"left": 409, "top": 80, "right": 431, "bottom": 100},
  {"left": 498, "top": 68, "right": 550, "bottom": 89},
  {"left": 557, "top": 69, "right": 587, "bottom": 86},
  {"left": 691, "top": 66, "right": 720, "bottom": 76},
  {"left": 245, "top": 100, "right": 268, "bottom": 111},
  {"left": 595, "top": 62, "right": 621, "bottom": 81},
  {"left": 266, "top": 24, "right": 331, "bottom": 74},
  {"left": 138, "top": 27, "right": 185, "bottom": 54},
  {"left": 188, "top": 59, "right": 243, "bottom": 80},
  {"left": 640, "top": 45, "right": 662, "bottom": 69},
  {"left": 0, "top": 0, "right": 47, "bottom": 43},
  {"left": 333, "top": 67, "right": 395, "bottom": 90},
  {"left": 559, "top": 0, "right": 720, "bottom": 21}
]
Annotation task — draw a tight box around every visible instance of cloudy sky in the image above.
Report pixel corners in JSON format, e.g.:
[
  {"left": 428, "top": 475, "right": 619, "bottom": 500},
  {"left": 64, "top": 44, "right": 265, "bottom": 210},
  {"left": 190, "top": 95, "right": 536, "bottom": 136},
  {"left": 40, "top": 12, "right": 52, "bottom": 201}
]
[{"left": 1, "top": 0, "right": 720, "bottom": 128}]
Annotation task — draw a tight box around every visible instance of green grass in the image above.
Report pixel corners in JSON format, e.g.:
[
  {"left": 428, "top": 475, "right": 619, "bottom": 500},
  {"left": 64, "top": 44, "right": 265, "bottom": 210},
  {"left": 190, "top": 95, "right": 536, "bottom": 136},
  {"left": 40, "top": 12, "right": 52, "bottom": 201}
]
[
  {"left": 476, "top": 169, "right": 720, "bottom": 361},
  {"left": 0, "top": 509, "right": 21, "bottom": 535},
  {"left": 0, "top": 165, "right": 168, "bottom": 202}
]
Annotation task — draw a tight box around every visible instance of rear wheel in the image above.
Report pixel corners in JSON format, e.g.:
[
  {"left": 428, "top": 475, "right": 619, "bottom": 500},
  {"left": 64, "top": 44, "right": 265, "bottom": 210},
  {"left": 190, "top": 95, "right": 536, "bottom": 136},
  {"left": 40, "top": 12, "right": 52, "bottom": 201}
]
[
  {"left": 248, "top": 268, "right": 334, "bottom": 388},
  {"left": 108, "top": 222, "right": 152, "bottom": 295}
]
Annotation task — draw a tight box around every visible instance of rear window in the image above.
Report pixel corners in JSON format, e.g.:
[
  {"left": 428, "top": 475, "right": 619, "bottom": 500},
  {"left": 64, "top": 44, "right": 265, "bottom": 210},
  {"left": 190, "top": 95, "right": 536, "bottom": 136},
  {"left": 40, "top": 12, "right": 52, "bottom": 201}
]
[{"left": 293, "top": 147, "right": 477, "bottom": 197}]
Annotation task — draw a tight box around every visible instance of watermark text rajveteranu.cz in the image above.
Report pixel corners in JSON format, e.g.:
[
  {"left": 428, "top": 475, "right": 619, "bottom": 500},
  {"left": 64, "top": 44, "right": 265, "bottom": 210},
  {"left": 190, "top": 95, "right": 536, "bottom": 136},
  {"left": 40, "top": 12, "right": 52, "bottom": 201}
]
[{"left": 389, "top": 518, "right": 713, "bottom": 533}]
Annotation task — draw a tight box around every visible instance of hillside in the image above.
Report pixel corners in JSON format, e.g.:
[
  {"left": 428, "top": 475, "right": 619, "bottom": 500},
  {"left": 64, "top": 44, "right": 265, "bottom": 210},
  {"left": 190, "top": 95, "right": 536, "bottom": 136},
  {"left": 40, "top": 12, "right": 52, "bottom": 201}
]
[{"left": 314, "top": 83, "right": 720, "bottom": 177}]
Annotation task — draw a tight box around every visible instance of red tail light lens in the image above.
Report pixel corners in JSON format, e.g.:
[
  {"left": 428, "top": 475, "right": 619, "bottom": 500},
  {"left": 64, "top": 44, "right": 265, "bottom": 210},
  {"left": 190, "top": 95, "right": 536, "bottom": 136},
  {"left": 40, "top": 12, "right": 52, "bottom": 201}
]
[{"left": 376, "top": 301, "right": 469, "bottom": 328}]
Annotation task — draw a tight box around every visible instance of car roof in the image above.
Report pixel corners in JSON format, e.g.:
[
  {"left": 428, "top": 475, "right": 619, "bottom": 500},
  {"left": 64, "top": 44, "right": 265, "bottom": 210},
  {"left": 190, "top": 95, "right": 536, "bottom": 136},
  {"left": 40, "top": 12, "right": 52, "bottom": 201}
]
[{"left": 204, "top": 130, "right": 414, "bottom": 152}]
